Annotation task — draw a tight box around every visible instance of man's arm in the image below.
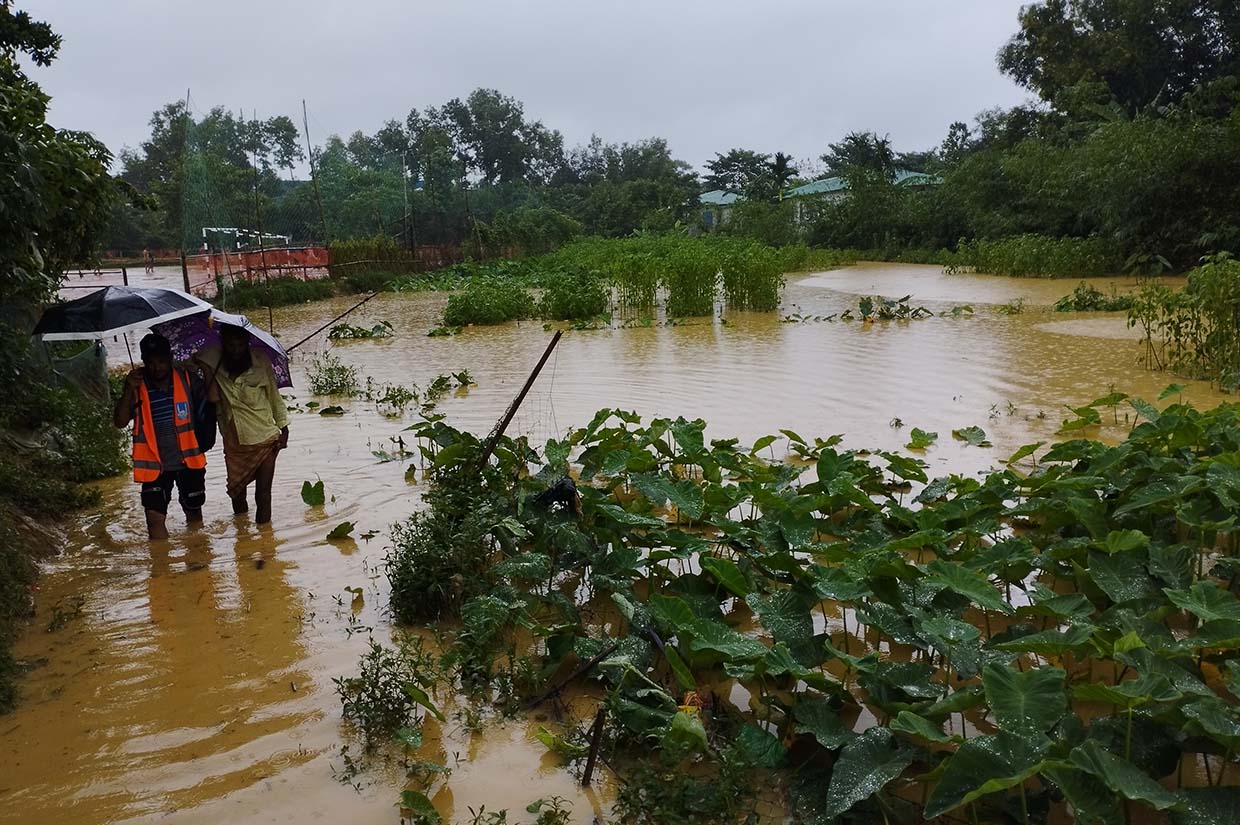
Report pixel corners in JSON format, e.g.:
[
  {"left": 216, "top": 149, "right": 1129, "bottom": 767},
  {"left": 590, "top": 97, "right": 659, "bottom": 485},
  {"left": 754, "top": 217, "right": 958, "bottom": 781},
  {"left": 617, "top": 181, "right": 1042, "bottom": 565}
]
[
  {"left": 113, "top": 369, "right": 144, "bottom": 428},
  {"left": 190, "top": 349, "right": 222, "bottom": 403}
]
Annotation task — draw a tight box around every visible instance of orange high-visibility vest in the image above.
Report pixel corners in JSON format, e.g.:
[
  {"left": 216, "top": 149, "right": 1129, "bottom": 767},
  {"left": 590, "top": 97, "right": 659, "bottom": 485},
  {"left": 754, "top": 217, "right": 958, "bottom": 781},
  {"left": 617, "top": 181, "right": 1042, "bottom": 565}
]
[{"left": 132, "top": 369, "right": 206, "bottom": 482}]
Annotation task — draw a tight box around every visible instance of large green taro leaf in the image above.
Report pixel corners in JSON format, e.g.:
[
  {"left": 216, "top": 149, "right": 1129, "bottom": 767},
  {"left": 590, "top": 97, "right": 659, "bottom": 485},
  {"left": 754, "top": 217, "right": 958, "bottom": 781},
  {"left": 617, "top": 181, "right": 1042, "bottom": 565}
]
[
  {"left": 698, "top": 555, "right": 750, "bottom": 597},
  {"left": 1166, "top": 581, "right": 1240, "bottom": 623},
  {"left": 926, "top": 559, "right": 1014, "bottom": 614},
  {"left": 793, "top": 694, "right": 856, "bottom": 750},
  {"left": 981, "top": 663, "right": 1067, "bottom": 736},
  {"left": 823, "top": 726, "right": 917, "bottom": 818},
  {"left": 1068, "top": 740, "right": 1180, "bottom": 811},
  {"left": 1172, "top": 787, "right": 1240, "bottom": 825},
  {"left": 924, "top": 732, "right": 1050, "bottom": 819}
]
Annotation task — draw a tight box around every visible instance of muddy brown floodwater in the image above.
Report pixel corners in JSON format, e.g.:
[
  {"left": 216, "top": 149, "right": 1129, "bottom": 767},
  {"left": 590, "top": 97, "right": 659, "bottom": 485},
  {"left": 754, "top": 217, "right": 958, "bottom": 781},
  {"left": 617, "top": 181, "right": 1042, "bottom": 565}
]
[{"left": 0, "top": 263, "right": 1228, "bottom": 824}]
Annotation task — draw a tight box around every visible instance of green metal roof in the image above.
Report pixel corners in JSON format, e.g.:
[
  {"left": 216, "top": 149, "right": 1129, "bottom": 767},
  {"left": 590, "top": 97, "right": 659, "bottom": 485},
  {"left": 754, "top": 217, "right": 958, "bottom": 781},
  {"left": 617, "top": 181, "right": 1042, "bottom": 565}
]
[
  {"left": 785, "top": 176, "right": 847, "bottom": 197},
  {"left": 700, "top": 189, "right": 741, "bottom": 206},
  {"left": 785, "top": 169, "right": 942, "bottom": 198},
  {"left": 894, "top": 170, "right": 943, "bottom": 186}
]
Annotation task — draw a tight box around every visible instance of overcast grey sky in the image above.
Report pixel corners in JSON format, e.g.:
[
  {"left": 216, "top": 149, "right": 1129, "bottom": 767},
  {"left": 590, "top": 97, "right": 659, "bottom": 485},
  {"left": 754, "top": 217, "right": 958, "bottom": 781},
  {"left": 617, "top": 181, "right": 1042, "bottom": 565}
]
[{"left": 27, "top": 0, "right": 1034, "bottom": 173}]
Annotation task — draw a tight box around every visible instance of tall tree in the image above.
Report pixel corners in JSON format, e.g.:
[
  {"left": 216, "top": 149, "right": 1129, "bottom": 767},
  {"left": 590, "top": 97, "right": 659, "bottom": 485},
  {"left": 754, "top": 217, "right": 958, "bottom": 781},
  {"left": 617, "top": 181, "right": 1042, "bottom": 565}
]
[
  {"left": 1, "top": 5, "right": 116, "bottom": 300},
  {"left": 937, "top": 121, "right": 974, "bottom": 167},
  {"left": 821, "top": 132, "right": 895, "bottom": 177},
  {"left": 769, "top": 152, "right": 799, "bottom": 190},
  {"left": 704, "top": 148, "right": 771, "bottom": 192},
  {"left": 998, "top": 0, "right": 1240, "bottom": 114}
]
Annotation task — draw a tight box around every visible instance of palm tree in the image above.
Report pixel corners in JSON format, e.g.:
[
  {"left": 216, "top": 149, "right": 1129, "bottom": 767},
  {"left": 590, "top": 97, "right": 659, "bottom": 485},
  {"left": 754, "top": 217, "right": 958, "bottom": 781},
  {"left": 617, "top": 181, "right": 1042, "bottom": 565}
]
[{"left": 768, "top": 152, "right": 799, "bottom": 199}]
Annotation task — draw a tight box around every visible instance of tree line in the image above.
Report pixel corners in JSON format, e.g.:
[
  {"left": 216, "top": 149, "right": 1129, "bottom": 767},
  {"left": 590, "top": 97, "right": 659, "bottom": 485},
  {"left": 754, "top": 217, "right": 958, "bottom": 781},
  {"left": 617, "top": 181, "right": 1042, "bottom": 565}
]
[{"left": 107, "top": 1, "right": 1240, "bottom": 271}]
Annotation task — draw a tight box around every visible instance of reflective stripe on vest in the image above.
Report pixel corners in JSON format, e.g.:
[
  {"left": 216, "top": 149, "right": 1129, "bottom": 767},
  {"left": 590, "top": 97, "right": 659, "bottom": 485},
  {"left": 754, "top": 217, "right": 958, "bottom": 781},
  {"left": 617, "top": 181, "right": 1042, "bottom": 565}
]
[{"left": 132, "top": 369, "right": 206, "bottom": 481}]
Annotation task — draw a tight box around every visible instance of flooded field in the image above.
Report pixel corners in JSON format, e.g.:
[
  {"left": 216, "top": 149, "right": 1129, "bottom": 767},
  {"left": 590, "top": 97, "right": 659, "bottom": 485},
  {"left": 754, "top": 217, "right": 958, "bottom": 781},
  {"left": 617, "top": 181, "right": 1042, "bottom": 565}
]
[{"left": 0, "top": 263, "right": 1227, "bottom": 824}]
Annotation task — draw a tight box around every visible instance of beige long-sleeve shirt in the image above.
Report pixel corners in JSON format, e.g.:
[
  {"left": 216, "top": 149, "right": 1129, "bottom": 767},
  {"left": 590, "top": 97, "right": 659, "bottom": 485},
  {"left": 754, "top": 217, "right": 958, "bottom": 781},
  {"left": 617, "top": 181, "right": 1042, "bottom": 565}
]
[{"left": 197, "top": 347, "right": 288, "bottom": 446}]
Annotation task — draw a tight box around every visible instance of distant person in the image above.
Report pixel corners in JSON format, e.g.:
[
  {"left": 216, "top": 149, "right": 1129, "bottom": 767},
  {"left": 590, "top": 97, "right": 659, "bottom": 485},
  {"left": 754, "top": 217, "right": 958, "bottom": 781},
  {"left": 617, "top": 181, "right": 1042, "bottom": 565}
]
[
  {"left": 196, "top": 324, "right": 289, "bottom": 525},
  {"left": 143, "top": 248, "right": 154, "bottom": 274},
  {"left": 113, "top": 333, "right": 207, "bottom": 540}
]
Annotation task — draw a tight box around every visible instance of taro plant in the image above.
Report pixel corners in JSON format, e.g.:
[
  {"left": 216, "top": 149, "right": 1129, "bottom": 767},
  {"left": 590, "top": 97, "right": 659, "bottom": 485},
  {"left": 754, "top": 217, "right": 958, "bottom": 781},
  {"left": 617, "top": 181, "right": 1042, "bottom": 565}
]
[
  {"left": 327, "top": 320, "right": 394, "bottom": 340},
  {"left": 377, "top": 395, "right": 1240, "bottom": 825}
]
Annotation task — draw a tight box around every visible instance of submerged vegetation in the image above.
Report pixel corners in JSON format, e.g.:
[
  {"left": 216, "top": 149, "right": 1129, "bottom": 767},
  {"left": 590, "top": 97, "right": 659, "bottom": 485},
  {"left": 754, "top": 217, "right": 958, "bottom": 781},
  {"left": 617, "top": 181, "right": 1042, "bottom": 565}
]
[
  {"left": 546, "top": 236, "right": 847, "bottom": 315},
  {"left": 1054, "top": 282, "right": 1135, "bottom": 312},
  {"left": 356, "top": 394, "right": 1240, "bottom": 822},
  {"left": 328, "top": 320, "right": 394, "bottom": 340},
  {"left": 307, "top": 351, "right": 362, "bottom": 396},
  {"left": 536, "top": 268, "right": 609, "bottom": 321},
  {"left": 423, "top": 237, "right": 858, "bottom": 329}
]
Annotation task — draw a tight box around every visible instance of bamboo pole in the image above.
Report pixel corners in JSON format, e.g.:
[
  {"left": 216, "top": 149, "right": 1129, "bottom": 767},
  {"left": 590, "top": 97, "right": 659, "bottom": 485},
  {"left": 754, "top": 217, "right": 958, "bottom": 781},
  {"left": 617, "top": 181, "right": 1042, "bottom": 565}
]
[{"left": 476, "top": 330, "right": 563, "bottom": 471}]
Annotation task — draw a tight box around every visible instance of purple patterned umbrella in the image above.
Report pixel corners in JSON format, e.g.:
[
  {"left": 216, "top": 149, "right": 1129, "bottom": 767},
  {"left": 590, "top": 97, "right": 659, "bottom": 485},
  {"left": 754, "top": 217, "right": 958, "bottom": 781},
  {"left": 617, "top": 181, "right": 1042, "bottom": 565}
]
[{"left": 154, "top": 309, "right": 292, "bottom": 388}]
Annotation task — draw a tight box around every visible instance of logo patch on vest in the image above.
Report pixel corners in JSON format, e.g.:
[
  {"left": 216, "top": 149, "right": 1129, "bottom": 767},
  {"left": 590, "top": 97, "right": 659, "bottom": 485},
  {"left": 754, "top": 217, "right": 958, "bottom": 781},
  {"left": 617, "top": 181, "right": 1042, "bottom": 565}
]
[{"left": 175, "top": 401, "right": 189, "bottom": 420}]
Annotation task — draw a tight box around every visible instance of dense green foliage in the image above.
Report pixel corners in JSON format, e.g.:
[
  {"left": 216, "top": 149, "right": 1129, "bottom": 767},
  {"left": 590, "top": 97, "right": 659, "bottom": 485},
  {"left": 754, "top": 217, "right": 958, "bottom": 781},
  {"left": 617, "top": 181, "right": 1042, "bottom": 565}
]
[
  {"left": 442, "top": 278, "right": 537, "bottom": 327},
  {"left": 536, "top": 268, "right": 609, "bottom": 321},
  {"left": 544, "top": 236, "right": 843, "bottom": 315},
  {"left": 998, "top": 1, "right": 1240, "bottom": 115},
  {"left": 0, "top": 6, "right": 128, "bottom": 713},
  {"left": 1129, "top": 253, "right": 1240, "bottom": 387},
  {"left": 105, "top": 1, "right": 1240, "bottom": 278},
  {"left": 944, "top": 235, "right": 1121, "bottom": 278},
  {"left": 379, "top": 396, "right": 1240, "bottom": 822},
  {"left": 0, "top": 15, "right": 115, "bottom": 304},
  {"left": 703, "top": 148, "right": 798, "bottom": 202},
  {"left": 112, "top": 89, "right": 697, "bottom": 252},
  {"left": 790, "top": 4, "right": 1240, "bottom": 271}
]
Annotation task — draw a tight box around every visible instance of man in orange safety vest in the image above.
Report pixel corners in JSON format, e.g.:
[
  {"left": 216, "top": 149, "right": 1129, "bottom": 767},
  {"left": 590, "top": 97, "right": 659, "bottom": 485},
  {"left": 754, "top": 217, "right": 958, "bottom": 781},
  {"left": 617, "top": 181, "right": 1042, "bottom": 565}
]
[{"left": 113, "top": 333, "right": 208, "bottom": 540}]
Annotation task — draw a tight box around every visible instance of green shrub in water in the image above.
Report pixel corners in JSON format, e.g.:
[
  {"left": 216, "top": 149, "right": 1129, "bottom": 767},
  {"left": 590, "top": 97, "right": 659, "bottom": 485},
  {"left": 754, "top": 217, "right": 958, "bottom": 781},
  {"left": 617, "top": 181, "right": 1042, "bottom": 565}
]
[
  {"left": 334, "top": 636, "right": 439, "bottom": 750},
  {"left": 538, "top": 268, "right": 609, "bottom": 320},
  {"left": 442, "top": 278, "right": 536, "bottom": 327},
  {"left": 945, "top": 234, "right": 1120, "bottom": 278},
  {"left": 1054, "top": 281, "right": 1134, "bottom": 312},
  {"left": 307, "top": 351, "right": 361, "bottom": 396}
]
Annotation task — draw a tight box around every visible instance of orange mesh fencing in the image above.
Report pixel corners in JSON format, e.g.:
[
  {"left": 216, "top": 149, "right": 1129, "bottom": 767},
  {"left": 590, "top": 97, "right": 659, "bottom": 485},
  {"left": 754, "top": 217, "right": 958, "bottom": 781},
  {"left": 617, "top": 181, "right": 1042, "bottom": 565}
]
[{"left": 185, "top": 246, "right": 329, "bottom": 298}]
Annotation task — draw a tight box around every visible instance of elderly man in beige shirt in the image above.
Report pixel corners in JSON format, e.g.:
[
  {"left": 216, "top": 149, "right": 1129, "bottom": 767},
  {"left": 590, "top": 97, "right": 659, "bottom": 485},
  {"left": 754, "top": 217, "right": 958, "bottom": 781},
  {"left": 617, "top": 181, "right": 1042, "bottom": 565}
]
[{"left": 196, "top": 324, "right": 289, "bottom": 525}]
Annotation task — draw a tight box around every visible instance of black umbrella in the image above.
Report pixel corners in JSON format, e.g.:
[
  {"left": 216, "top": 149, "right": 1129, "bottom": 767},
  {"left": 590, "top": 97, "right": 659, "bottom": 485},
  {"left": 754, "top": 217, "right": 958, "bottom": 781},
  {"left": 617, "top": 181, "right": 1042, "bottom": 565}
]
[{"left": 33, "top": 286, "right": 212, "bottom": 341}]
